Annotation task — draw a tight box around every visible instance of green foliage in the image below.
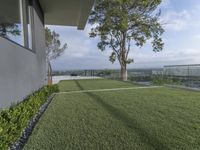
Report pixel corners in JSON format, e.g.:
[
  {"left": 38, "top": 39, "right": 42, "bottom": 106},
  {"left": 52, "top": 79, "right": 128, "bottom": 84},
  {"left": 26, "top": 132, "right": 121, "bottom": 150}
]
[
  {"left": 129, "top": 75, "right": 152, "bottom": 82},
  {"left": 151, "top": 75, "right": 184, "bottom": 85},
  {"left": 45, "top": 27, "right": 68, "bottom": 81},
  {"left": 152, "top": 74, "right": 178, "bottom": 85},
  {"left": 89, "top": 0, "right": 164, "bottom": 69},
  {"left": 45, "top": 27, "right": 67, "bottom": 61},
  {"left": 0, "top": 84, "right": 59, "bottom": 149},
  {"left": 97, "top": 70, "right": 113, "bottom": 76}
]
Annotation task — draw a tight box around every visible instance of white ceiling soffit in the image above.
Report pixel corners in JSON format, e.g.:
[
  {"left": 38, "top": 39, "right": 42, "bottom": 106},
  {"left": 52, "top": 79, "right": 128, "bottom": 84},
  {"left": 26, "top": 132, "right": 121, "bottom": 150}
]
[{"left": 39, "top": 0, "right": 94, "bottom": 30}]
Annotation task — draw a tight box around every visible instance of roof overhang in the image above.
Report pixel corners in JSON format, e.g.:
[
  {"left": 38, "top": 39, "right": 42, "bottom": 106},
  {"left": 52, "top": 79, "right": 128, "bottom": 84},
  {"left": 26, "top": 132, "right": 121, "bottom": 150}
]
[{"left": 39, "top": 0, "right": 94, "bottom": 30}]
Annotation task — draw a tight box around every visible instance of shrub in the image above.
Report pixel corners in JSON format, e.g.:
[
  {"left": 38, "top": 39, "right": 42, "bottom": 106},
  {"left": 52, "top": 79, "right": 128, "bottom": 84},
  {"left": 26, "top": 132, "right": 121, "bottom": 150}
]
[
  {"left": 129, "top": 76, "right": 152, "bottom": 82},
  {"left": 151, "top": 74, "right": 179, "bottom": 85},
  {"left": 0, "top": 84, "right": 59, "bottom": 149},
  {"left": 152, "top": 74, "right": 173, "bottom": 85},
  {"left": 70, "top": 73, "right": 78, "bottom": 76}
]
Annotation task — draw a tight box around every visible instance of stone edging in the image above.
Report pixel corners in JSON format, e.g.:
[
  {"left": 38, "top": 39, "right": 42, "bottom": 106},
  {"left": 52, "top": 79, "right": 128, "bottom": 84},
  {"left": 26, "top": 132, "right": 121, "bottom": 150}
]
[{"left": 10, "top": 94, "right": 56, "bottom": 150}]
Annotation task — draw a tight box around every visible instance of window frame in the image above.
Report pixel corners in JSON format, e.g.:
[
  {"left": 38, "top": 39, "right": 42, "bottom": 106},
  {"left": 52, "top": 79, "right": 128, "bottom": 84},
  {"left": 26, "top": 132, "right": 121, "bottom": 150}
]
[
  {"left": 20, "top": 0, "right": 29, "bottom": 48},
  {"left": 20, "top": 0, "right": 35, "bottom": 52},
  {"left": 27, "top": 5, "right": 35, "bottom": 51}
]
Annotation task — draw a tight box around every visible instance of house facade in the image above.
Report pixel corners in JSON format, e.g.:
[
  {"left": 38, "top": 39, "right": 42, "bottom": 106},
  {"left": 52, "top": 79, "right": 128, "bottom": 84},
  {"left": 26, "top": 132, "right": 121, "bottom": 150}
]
[{"left": 0, "top": 0, "right": 94, "bottom": 108}]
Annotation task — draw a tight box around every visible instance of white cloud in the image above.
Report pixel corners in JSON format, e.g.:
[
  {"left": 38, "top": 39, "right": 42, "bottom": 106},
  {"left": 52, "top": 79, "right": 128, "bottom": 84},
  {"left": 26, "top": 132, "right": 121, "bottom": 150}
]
[
  {"left": 47, "top": 25, "right": 96, "bottom": 59},
  {"left": 193, "top": 34, "right": 200, "bottom": 41},
  {"left": 128, "top": 48, "right": 200, "bottom": 68},
  {"left": 49, "top": 2, "right": 200, "bottom": 70},
  {"left": 161, "top": 10, "right": 191, "bottom": 31},
  {"left": 190, "top": 5, "right": 200, "bottom": 28},
  {"left": 160, "top": 0, "right": 170, "bottom": 8},
  {"left": 161, "top": 3, "right": 200, "bottom": 31}
]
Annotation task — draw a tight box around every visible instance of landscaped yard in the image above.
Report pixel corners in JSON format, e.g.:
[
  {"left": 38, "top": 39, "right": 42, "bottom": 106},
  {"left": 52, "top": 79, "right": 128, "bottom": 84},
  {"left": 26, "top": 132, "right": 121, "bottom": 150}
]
[{"left": 24, "top": 79, "right": 200, "bottom": 150}]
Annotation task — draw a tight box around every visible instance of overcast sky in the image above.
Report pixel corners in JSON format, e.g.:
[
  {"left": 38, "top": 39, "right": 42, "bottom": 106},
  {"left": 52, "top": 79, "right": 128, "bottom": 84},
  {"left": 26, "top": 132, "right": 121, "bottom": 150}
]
[{"left": 48, "top": 0, "right": 200, "bottom": 71}]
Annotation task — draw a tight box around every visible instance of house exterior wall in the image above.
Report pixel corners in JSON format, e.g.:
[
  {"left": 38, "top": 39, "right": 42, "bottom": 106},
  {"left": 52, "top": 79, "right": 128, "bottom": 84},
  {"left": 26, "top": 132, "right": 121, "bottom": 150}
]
[{"left": 0, "top": 9, "right": 46, "bottom": 108}]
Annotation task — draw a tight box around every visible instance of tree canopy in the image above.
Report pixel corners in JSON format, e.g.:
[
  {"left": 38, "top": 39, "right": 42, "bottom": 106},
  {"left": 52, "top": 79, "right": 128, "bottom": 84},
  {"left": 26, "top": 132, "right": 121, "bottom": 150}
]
[
  {"left": 45, "top": 27, "right": 67, "bottom": 61},
  {"left": 45, "top": 27, "right": 67, "bottom": 84},
  {"left": 89, "top": 0, "right": 164, "bottom": 80}
]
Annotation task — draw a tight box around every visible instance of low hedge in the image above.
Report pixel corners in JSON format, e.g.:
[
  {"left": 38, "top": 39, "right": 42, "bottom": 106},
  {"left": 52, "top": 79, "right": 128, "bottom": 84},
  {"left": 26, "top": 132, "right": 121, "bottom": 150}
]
[
  {"left": 0, "top": 84, "right": 59, "bottom": 149},
  {"left": 152, "top": 74, "right": 182, "bottom": 86}
]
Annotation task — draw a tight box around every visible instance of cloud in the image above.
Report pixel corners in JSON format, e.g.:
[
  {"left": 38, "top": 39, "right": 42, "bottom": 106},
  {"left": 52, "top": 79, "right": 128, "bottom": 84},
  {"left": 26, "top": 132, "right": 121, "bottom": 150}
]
[
  {"left": 160, "top": 0, "right": 170, "bottom": 8},
  {"left": 193, "top": 34, "right": 200, "bottom": 41},
  {"left": 49, "top": 1, "right": 200, "bottom": 70},
  {"left": 128, "top": 48, "right": 200, "bottom": 68},
  {"left": 47, "top": 25, "right": 96, "bottom": 59},
  {"left": 52, "top": 46, "right": 200, "bottom": 70},
  {"left": 190, "top": 5, "right": 200, "bottom": 28},
  {"left": 161, "top": 3, "right": 200, "bottom": 31},
  {"left": 161, "top": 10, "right": 191, "bottom": 31}
]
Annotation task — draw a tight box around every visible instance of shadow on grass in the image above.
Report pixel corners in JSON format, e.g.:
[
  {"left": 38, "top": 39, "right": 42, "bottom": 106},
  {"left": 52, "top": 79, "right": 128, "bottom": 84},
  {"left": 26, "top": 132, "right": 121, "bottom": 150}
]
[{"left": 74, "top": 80, "right": 169, "bottom": 150}]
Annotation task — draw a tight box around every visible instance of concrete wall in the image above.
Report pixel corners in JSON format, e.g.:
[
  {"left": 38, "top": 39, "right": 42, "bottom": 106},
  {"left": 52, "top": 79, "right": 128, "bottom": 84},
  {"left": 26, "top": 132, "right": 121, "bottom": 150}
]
[{"left": 0, "top": 9, "right": 46, "bottom": 108}]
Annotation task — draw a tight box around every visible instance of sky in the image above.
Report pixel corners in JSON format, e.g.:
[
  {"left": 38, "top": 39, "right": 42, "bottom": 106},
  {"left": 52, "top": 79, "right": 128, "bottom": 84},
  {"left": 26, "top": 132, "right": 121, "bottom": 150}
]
[{"left": 48, "top": 0, "right": 200, "bottom": 71}]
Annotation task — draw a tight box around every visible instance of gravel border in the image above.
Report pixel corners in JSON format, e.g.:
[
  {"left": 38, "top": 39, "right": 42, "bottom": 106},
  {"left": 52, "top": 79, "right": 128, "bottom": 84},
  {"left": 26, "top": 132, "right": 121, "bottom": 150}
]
[{"left": 10, "top": 94, "right": 56, "bottom": 150}]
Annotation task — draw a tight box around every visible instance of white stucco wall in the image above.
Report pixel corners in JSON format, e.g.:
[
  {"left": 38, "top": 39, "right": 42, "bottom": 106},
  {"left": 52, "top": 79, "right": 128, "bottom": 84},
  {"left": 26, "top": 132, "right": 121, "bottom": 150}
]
[{"left": 0, "top": 9, "right": 46, "bottom": 108}]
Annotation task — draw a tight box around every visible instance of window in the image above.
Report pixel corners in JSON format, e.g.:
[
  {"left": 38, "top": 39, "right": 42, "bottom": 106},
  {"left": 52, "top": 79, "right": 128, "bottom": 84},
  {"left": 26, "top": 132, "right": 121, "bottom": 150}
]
[
  {"left": 0, "top": 0, "right": 34, "bottom": 50},
  {"left": 0, "top": 0, "right": 23, "bottom": 45}
]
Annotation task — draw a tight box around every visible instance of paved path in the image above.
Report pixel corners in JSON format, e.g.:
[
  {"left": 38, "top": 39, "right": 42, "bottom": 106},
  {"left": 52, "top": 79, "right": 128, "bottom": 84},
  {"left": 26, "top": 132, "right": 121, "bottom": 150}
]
[{"left": 53, "top": 76, "right": 101, "bottom": 84}]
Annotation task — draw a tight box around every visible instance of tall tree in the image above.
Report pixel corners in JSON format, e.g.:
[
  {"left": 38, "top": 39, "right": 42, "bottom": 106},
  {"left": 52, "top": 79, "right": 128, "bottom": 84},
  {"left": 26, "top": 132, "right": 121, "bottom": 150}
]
[
  {"left": 45, "top": 27, "right": 67, "bottom": 84},
  {"left": 89, "top": 0, "right": 164, "bottom": 81}
]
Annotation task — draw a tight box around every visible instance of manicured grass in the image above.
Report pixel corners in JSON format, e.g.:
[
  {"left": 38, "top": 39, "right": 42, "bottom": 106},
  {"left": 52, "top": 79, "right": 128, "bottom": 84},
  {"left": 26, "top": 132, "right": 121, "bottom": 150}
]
[
  {"left": 24, "top": 79, "right": 200, "bottom": 150},
  {"left": 58, "top": 78, "right": 137, "bottom": 92}
]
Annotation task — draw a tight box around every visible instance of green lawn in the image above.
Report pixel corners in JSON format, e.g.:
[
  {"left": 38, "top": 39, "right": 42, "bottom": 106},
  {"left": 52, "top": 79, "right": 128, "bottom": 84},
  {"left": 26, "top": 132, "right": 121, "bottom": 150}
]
[
  {"left": 24, "top": 79, "right": 200, "bottom": 150},
  {"left": 58, "top": 78, "right": 138, "bottom": 92}
]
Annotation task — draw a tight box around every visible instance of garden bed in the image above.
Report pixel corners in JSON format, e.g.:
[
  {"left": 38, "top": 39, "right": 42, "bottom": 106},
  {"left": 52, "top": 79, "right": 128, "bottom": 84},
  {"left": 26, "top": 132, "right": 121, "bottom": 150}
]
[{"left": 0, "top": 85, "right": 59, "bottom": 149}]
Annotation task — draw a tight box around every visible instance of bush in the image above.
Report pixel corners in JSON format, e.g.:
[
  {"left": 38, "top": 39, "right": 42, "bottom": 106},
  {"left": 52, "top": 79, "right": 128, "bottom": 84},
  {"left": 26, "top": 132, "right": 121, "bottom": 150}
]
[
  {"left": 129, "top": 76, "right": 152, "bottom": 82},
  {"left": 70, "top": 73, "right": 78, "bottom": 76},
  {"left": 152, "top": 74, "right": 183, "bottom": 86},
  {"left": 0, "top": 84, "right": 59, "bottom": 149},
  {"left": 152, "top": 74, "right": 174, "bottom": 85}
]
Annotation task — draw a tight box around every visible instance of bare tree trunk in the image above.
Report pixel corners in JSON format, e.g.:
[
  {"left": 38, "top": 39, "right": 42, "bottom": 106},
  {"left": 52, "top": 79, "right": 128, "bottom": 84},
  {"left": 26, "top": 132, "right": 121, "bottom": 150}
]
[
  {"left": 47, "top": 59, "right": 52, "bottom": 85},
  {"left": 119, "top": 32, "right": 128, "bottom": 81},
  {"left": 121, "top": 64, "right": 127, "bottom": 81}
]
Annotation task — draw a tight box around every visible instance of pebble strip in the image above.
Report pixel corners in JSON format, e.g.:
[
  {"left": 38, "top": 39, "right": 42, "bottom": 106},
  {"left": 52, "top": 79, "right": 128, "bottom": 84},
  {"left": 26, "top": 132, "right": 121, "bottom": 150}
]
[{"left": 10, "top": 94, "right": 56, "bottom": 150}]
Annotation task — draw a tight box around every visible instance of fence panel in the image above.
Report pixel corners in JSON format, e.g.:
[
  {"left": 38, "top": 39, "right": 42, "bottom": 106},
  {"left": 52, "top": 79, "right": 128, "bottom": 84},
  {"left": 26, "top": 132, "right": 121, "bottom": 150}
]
[{"left": 164, "top": 64, "right": 200, "bottom": 88}]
